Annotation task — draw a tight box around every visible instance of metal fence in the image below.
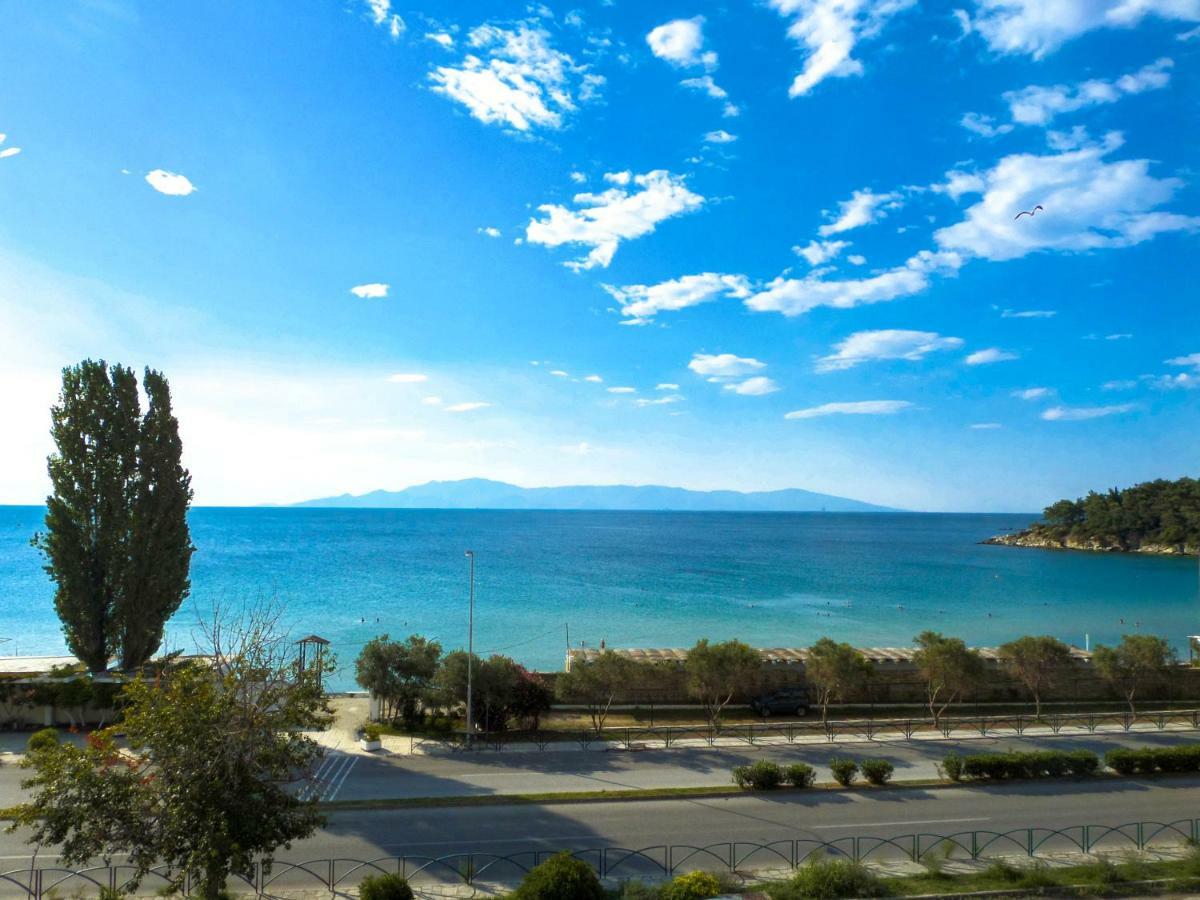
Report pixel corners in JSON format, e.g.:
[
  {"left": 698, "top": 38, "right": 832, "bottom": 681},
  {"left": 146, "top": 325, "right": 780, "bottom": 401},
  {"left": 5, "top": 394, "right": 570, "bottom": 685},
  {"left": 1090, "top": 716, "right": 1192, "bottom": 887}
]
[
  {"left": 411, "top": 707, "right": 1200, "bottom": 753},
  {"left": 5, "top": 819, "right": 1199, "bottom": 897}
]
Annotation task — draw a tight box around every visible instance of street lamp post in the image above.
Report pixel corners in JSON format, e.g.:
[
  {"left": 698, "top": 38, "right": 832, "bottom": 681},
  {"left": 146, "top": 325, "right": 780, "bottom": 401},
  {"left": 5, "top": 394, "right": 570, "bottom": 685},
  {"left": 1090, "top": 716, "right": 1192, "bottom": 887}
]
[{"left": 465, "top": 550, "right": 475, "bottom": 748}]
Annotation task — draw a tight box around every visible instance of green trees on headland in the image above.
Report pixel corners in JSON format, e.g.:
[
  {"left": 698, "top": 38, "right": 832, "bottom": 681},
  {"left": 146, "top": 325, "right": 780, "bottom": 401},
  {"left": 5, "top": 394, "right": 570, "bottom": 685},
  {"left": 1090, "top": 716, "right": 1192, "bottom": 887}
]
[
  {"left": 1037, "top": 477, "right": 1200, "bottom": 550},
  {"left": 32, "top": 360, "right": 193, "bottom": 671}
]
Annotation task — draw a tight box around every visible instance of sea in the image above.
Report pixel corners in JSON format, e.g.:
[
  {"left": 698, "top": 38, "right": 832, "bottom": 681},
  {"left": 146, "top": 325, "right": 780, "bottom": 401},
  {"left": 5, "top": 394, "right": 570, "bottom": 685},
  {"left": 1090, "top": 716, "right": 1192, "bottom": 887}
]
[{"left": 2, "top": 506, "right": 1197, "bottom": 691}]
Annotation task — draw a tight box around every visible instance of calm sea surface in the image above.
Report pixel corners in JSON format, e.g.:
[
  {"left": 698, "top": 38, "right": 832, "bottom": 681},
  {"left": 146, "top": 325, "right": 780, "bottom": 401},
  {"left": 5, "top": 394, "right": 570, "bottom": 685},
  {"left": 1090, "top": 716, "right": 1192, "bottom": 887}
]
[{"left": 2, "top": 506, "right": 1197, "bottom": 690}]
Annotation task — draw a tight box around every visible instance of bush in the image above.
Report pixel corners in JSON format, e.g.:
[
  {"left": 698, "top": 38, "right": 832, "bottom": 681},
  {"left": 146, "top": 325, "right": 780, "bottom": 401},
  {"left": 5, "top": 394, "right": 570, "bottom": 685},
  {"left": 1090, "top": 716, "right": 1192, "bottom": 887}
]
[
  {"left": 766, "top": 858, "right": 888, "bottom": 899},
  {"left": 358, "top": 873, "right": 414, "bottom": 900},
  {"left": 512, "top": 852, "right": 605, "bottom": 900},
  {"left": 828, "top": 758, "right": 859, "bottom": 787},
  {"left": 27, "top": 727, "right": 59, "bottom": 753},
  {"left": 617, "top": 882, "right": 658, "bottom": 900},
  {"left": 361, "top": 723, "right": 383, "bottom": 742},
  {"left": 660, "top": 871, "right": 721, "bottom": 900},
  {"left": 860, "top": 759, "right": 894, "bottom": 786},
  {"left": 732, "top": 759, "right": 784, "bottom": 790},
  {"left": 785, "top": 762, "right": 816, "bottom": 788},
  {"left": 1105, "top": 744, "right": 1200, "bottom": 776},
  {"left": 941, "top": 752, "right": 963, "bottom": 782},
  {"left": 957, "top": 749, "right": 1101, "bottom": 781}
]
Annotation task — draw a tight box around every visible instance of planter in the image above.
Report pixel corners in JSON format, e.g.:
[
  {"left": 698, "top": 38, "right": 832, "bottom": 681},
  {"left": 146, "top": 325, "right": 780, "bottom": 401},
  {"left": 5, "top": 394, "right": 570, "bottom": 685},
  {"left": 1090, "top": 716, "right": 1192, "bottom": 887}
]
[{"left": 358, "top": 738, "right": 382, "bottom": 752}]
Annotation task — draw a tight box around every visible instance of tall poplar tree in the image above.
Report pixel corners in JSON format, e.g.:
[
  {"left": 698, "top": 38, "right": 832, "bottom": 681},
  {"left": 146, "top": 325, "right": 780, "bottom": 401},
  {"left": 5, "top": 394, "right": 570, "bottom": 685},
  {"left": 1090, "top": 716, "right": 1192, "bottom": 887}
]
[{"left": 33, "top": 361, "right": 193, "bottom": 672}]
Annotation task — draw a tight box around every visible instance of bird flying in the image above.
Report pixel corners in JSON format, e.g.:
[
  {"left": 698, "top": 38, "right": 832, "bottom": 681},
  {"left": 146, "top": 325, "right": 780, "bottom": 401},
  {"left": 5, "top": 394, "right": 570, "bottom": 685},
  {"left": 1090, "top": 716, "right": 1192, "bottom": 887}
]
[{"left": 1014, "top": 205, "right": 1044, "bottom": 220}]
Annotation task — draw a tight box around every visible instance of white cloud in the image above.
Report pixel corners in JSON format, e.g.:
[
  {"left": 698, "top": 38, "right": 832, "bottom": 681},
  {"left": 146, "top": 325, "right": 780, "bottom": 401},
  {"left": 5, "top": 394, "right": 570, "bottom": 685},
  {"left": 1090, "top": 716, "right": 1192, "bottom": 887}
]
[
  {"left": 1041, "top": 403, "right": 1135, "bottom": 421},
  {"left": 746, "top": 249, "right": 962, "bottom": 317},
  {"left": 816, "top": 329, "right": 964, "bottom": 372},
  {"left": 429, "top": 24, "right": 601, "bottom": 133},
  {"left": 0, "top": 147, "right": 20, "bottom": 160},
  {"left": 1012, "top": 387, "right": 1049, "bottom": 400},
  {"left": 794, "top": 239, "right": 849, "bottom": 265},
  {"left": 584, "top": 374, "right": 603, "bottom": 383},
  {"left": 145, "top": 169, "right": 196, "bottom": 196},
  {"left": 819, "top": 188, "right": 900, "bottom": 235},
  {"left": 657, "top": 383, "right": 679, "bottom": 390},
  {"left": 847, "top": 254, "right": 866, "bottom": 265},
  {"left": 1102, "top": 379, "right": 1137, "bottom": 391},
  {"left": 703, "top": 129, "right": 737, "bottom": 144},
  {"left": 635, "top": 394, "right": 683, "bottom": 406},
  {"left": 960, "top": 112, "right": 1014, "bottom": 138},
  {"left": 688, "top": 353, "right": 767, "bottom": 379},
  {"left": 646, "top": 17, "right": 717, "bottom": 69},
  {"left": 365, "top": 0, "right": 405, "bottom": 38},
  {"left": 724, "top": 376, "right": 780, "bottom": 395},
  {"left": 680, "top": 74, "right": 726, "bottom": 98},
  {"left": 526, "top": 170, "right": 704, "bottom": 270},
  {"left": 1003, "top": 58, "right": 1173, "bottom": 126},
  {"left": 1154, "top": 373, "right": 1200, "bottom": 389},
  {"left": 968, "top": 0, "right": 1200, "bottom": 59},
  {"left": 965, "top": 347, "right": 1018, "bottom": 365},
  {"left": 569, "top": 171, "right": 587, "bottom": 184},
  {"left": 422, "top": 395, "right": 443, "bottom": 405},
  {"left": 549, "top": 369, "right": 569, "bottom": 377},
  {"left": 934, "top": 134, "right": 1200, "bottom": 262},
  {"left": 387, "top": 373, "right": 428, "bottom": 383},
  {"left": 1001, "top": 308, "right": 1056, "bottom": 318},
  {"left": 604, "top": 272, "right": 751, "bottom": 323},
  {"left": 970, "top": 422, "right": 1003, "bottom": 429},
  {"left": 1180, "top": 24, "right": 1200, "bottom": 39},
  {"left": 607, "top": 386, "right": 636, "bottom": 394},
  {"left": 351, "top": 283, "right": 390, "bottom": 298},
  {"left": 478, "top": 226, "right": 502, "bottom": 238},
  {"left": 445, "top": 401, "right": 491, "bottom": 413},
  {"left": 769, "top": 0, "right": 915, "bottom": 97},
  {"left": 785, "top": 400, "right": 914, "bottom": 419},
  {"left": 1167, "top": 352, "right": 1200, "bottom": 369},
  {"left": 1106, "top": 332, "right": 1133, "bottom": 340},
  {"left": 426, "top": 32, "right": 455, "bottom": 49}
]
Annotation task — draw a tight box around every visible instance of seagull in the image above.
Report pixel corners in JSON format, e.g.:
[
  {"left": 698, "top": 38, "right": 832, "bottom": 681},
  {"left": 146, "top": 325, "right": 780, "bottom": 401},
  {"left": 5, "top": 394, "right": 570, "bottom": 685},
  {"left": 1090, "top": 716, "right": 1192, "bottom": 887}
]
[{"left": 1014, "top": 205, "right": 1044, "bottom": 220}]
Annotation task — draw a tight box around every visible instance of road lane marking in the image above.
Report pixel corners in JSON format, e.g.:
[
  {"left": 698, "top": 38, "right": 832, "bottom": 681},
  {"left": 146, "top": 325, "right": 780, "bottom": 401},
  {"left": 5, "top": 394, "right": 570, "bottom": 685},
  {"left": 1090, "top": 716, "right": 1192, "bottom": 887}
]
[{"left": 325, "top": 755, "right": 358, "bottom": 802}]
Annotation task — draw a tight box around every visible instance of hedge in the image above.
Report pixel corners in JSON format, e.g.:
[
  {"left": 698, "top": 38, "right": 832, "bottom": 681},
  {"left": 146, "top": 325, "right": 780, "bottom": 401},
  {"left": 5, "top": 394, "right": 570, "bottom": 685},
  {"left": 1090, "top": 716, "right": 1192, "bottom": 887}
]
[
  {"left": 1106, "top": 745, "right": 1200, "bottom": 775},
  {"left": 949, "top": 749, "right": 1100, "bottom": 781},
  {"left": 732, "top": 760, "right": 784, "bottom": 790}
]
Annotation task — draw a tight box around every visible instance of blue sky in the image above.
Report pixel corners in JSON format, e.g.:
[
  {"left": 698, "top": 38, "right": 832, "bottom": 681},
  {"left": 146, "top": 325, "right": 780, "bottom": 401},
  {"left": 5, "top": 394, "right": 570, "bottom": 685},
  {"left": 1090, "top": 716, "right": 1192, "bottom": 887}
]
[{"left": 0, "top": 0, "right": 1197, "bottom": 511}]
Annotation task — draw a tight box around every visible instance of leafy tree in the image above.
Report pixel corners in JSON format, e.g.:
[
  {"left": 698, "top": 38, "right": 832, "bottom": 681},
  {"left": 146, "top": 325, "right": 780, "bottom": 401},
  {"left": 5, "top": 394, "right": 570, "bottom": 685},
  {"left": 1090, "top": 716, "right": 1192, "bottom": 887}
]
[
  {"left": 1029, "top": 477, "right": 1200, "bottom": 551},
  {"left": 16, "top": 603, "right": 332, "bottom": 900},
  {"left": 434, "top": 651, "right": 539, "bottom": 732},
  {"left": 684, "top": 639, "right": 760, "bottom": 727},
  {"left": 805, "top": 638, "right": 873, "bottom": 723},
  {"left": 912, "top": 631, "right": 984, "bottom": 726},
  {"left": 1092, "top": 634, "right": 1178, "bottom": 714},
  {"left": 509, "top": 669, "right": 553, "bottom": 730},
  {"left": 355, "top": 634, "right": 442, "bottom": 725},
  {"left": 555, "top": 650, "right": 640, "bottom": 733},
  {"left": 33, "top": 361, "right": 193, "bottom": 672},
  {"left": 998, "top": 635, "right": 1074, "bottom": 718}
]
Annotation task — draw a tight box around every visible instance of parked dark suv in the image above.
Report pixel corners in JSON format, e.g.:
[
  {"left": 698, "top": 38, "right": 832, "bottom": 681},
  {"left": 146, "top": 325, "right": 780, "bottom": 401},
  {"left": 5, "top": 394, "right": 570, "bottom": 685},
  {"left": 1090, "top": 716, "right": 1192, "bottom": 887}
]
[{"left": 750, "top": 686, "right": 810, "bottom": 717}]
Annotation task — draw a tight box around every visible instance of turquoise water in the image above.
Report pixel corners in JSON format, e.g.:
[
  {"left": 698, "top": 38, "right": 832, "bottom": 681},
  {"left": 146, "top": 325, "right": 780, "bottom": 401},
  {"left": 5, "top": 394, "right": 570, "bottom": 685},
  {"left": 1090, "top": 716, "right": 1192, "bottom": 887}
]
[{"left": 2, "top": 506, "right": 1197, "bottom": 690}]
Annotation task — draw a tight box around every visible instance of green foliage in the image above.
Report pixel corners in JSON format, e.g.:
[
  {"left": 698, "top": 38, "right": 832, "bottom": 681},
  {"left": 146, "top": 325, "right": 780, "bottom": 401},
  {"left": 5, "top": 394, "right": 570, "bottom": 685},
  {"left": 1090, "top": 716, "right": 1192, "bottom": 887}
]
[
  {"left": 1105, "top": 744, "right": 1200, "bottom": 775},
  {"left": 684, "top": 639, "right": 761, "bottom": 727},
  {"left": 660, "top": 871, "right": 721, "bottom": 900},
  {"left": 355, "top": 634, "right": 442, "bottom": 725},
  {"left": 829, "top": 758, "right": 859, "bottom": 786},
  {"left": 805, "top": 638, "right": 873, "bottom": 723},
  {"left": 616, "top": 882, "right": 658, "bottom": 900},
  {"left": 361, "top": 723, "right": 382, "bottom": 742},
  {"left": 731, "top": 759, "right": 784, "bottom": 790},
  {"left": 941, "top": 752, "right": 963, "bottom": 782},
  {"left": 555, "top": 651, "right": 642, "bottom": 733},
  {"left": 434, "top": 652, "right": 550, "bottom": 733},
  {"left": 912, "top": 631, "right": 985, "bottom": 726},
  {"left": 998, "top": 635, "right": 1074, "bottom": 717},
  {"left": 767, "top": 858, "right": 889, "bottom": 899},
  {"left": 27, "top": 727, "right": 60, "bottom": 753},
  {"left": 785, "top": 762, "right": 817, "bottom": 787},
  {"left": 860, "top": 758, "right": 894, "bottom": 785},
  {"left": 512, "top": 851, "right": 605, "bottom": 900},
  {"left": 1092, "top": 634, "right": 1177, "bottom": 714},
  {"left": 956, "top": 749, "right": 1101, "bottom": 780},
  {"left": 17, "top": 606, "right": 332, "bottom": 900},
  {"left": 1037, "top": 477, "right": 1200, "bottom": 550},
  {"left": 32, "top": 361, "right": 193, "bottom": 672},
  {"left": 358, "top": 873, "right": 414, "bottom": 900}
]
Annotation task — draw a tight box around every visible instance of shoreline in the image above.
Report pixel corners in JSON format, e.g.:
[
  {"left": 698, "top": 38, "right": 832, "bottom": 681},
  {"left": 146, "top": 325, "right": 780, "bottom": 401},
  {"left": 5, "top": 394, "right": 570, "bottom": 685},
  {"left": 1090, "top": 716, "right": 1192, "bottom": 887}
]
[{"left": 984, "top": 528, "right": 1198, "bottom": 557}]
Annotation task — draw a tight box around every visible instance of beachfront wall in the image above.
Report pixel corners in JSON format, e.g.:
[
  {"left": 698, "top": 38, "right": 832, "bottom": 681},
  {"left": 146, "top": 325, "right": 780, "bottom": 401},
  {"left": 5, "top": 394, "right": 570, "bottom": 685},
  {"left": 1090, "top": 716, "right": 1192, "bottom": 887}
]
[{"left": 562, "top": 647, "right": 1200, "bottom": 707}]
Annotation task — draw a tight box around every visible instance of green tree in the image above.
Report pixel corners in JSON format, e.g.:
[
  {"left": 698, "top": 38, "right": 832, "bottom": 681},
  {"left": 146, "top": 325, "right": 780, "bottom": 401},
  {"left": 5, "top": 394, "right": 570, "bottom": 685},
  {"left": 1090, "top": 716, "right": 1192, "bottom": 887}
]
[
  {"left": 912, "top": 631, "right": 984, "bottom": 726},
  {"left": 805, "top": 638, "right": 873, "bottom": 723},
  {"left": 434, "top": 651, "right": 534, "bottom": 732},
  {"left": 998, "top": 635, "right": 1074, "bottom": 718},
  {"left": 555, "top": 650, "right": 640, "bottom": 733},
  {"left": 1092, "top": 634, "right": 1177, "bottom": 714},
  {"left": 684, "top": 639, "right": 760, "bottom": 727},
  {"left": 355, "top": 634, "right": 442, "bottom": 725},
  {"left": 33, "top": 361, "right": 193, "bottom": 672}
]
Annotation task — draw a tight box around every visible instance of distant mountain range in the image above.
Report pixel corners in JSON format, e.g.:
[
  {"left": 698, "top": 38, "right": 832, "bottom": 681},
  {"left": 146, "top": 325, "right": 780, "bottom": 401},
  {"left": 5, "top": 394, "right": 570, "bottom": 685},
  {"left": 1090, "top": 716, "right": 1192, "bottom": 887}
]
[{"left": 291, "top": 478, "right": 897, "bottom": 512}]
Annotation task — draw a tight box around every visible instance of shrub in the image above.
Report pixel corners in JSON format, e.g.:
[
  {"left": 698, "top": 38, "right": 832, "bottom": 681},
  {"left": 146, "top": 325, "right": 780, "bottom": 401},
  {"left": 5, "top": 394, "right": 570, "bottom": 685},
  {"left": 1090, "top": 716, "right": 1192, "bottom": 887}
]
[
  {"left": 660, "top": 871, "right": 721, "bottom": 900},
  {"left": 361, "top": 723, "right": 383, "bottom": 742},
  {"left": 358, "top": 873, "right": 414, "bottom": 900},
  {"left": 981, "top": 860, "right": 1021, "bottom": 884},
  {"left": 1105, "top": 745, "right": 1200, "bottom": 776},
  {"left": 617, "top": 882, "right": 658, "bottom": 900},
  {"left": 1067, "top": 749, "right": 1101, "bottom": 776},
  {"left": 785, "top": 762, "right": 816, "bottom": 788},
  {"left": 941, "top": 752, "right": 963, "bottom": 782},
  {"left": 828, "top": 758, "right": 859, "bottom": 787},
  {"left": 860, "top": 759, "right": 894, "bottom": 785},
  {"left": 1105, "top": 748, "right": 1138, "bottom": 775},
  {"left": 766, "top": 858, "right": 888, "bottom": 899},
  {"left": 958, "top": 749, "right": 1100, "bottom": 781},
  {"left": 1016, "top": 863, "right": 1057, "bottom": 890},
  {"left": 27, "top": 727, "right": 59, "bottom": 753},
  {"left": 512, "top": 852, "right": 605, "bottom": 900},
  {"left": 1079, "top": 857, "right": 1125, "bottom": 886},
  {"left": 732, "top": 759, "right": 784, "bottom": 790}
]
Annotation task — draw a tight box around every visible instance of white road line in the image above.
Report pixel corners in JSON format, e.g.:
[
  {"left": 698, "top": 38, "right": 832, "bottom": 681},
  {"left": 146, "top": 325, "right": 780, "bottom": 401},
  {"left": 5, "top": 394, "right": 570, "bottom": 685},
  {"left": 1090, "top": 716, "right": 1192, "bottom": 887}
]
[
  {"left": 314, "top": 753, "right": 353, "bottom": 802},
  {"left": 821, "top": 817, "right": 991, "bottom": 830},
  {"left": 324, "top": 755, "right": 358, "bottom": 802}
]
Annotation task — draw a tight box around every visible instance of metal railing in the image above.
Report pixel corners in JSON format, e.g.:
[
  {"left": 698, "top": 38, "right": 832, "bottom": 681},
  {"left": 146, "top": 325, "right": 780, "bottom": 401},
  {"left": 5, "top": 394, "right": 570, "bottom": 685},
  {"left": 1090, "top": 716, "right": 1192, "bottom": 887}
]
[
  {"left": 410, "top": 707, "right": 1200, "bottom": 753},
  {"left": 4, "top": 819, "right": 1198, "bottom": 897}
]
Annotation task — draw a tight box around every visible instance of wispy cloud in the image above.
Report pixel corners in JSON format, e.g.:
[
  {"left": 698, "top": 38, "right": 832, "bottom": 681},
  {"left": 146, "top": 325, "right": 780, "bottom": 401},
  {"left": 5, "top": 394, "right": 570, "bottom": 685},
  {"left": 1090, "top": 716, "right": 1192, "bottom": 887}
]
[
  {"left": 1012, "top": 387, "right": 1050, "bottom": 400},
  {"left": 965, "top": 348, "right": 1019, "bottom": 365},
  {"left": 445, "top": 401, "right": 491, "bottom": 413},
  {"left": 365, "top": 0, "right": 405, "bottom": 39},
  {"left": 724, "top": 376, "right": 779, "bottom": 396},
  {"left": 387, "top": 373, "right": 428, "bottom": 383},
  {"left": 1041, "top": 404, "right": 1135, "bottom": 421},
  {"left": 688, "top": 353, "right": 766, "bottom": 379},
  {"left": 819, "top": 188, "right": 900, "bottom": 236},
  {"left": 785, "top": 400, "right": 914, "bottom": 420},
  {"left": 816, "top": 329, "right": 963, "bottom": 372},
  {"left": 351, "top": 283, "right": 389, "bottom": 298},
  {"left": 605, "top": 273, "right": 750, "bottom": 323}
]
